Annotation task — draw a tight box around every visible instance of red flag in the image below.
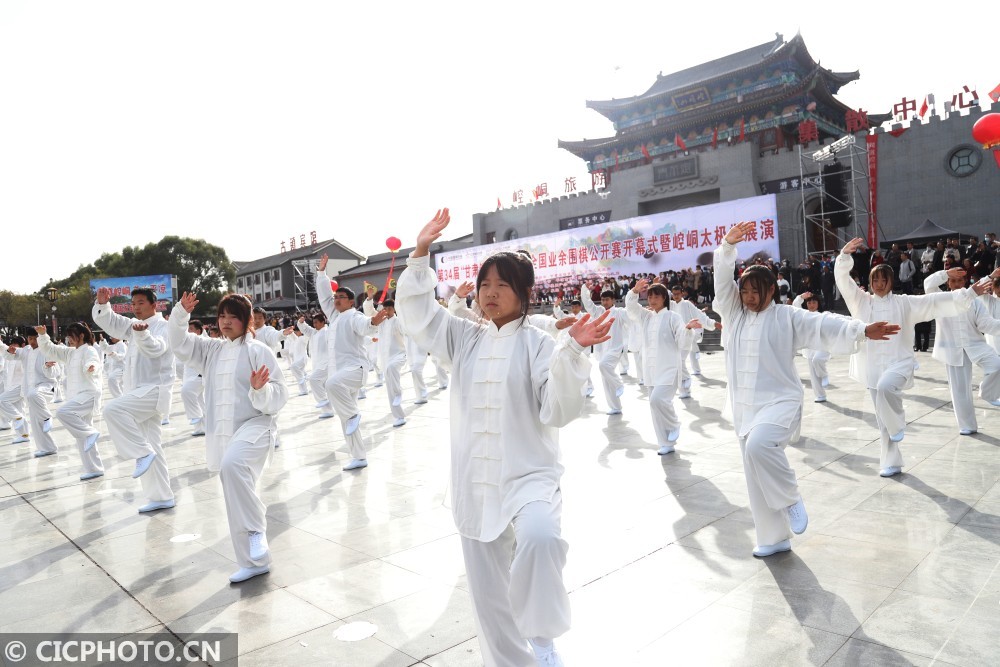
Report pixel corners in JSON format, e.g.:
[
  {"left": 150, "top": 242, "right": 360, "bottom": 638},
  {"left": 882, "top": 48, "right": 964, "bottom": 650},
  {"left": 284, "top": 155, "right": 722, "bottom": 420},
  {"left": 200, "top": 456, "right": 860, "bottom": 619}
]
[
  {"left": 990, "top": 82, "right": 1000, "bottom": 103},
  {"left": 674, "top": 133, "right": 687, "bottom": 152},
  {"left": 919, "top": 96, "right": 929, "bottom": 118},
  {"left": 739, "top": 119, "right": 746, "bottom": 143},
  {"left": 711, "top": 126, "right": 718, "bottom": 149},
  {"left": 496, "top": 197, "right": 501, "bottom": 211},
  {"left": 640, "top": 144, "right": 651, "bottom": 161}
]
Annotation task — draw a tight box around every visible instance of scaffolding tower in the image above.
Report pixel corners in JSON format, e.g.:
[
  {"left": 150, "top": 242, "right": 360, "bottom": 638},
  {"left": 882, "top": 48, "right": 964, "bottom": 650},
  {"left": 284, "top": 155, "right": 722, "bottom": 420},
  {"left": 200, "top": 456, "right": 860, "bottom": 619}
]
[
  {"left": 798, "top": 134, "right": 878, "bottom": 257},
  {"left": 292, "top": 258, "right": 320, "bottom": 313}
]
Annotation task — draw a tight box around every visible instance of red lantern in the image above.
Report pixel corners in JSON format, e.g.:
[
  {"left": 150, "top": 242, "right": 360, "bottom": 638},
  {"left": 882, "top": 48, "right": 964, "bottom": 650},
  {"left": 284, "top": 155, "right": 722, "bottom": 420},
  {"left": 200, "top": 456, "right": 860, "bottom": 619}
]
[
  {"left": 330, "top": 279, "right": 339, "bottom": 292},
  {"left": 386, "top": 236, "right": 402, "bottom": 253},
  {"left": 972, "top": 113, "right": 1000, "bottom": 168}
]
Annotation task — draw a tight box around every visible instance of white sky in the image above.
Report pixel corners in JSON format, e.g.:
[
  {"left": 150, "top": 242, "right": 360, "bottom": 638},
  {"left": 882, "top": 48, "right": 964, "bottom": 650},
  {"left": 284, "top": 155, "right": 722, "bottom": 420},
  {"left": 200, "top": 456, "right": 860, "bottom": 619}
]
[{"left": 2, "top": 1, "right": 995, "bottom": 294}]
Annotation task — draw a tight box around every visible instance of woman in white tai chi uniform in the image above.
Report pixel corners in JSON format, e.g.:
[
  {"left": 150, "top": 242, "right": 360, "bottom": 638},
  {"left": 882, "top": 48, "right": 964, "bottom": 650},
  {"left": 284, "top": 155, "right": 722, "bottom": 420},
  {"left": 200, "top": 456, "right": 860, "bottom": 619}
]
[
  {"left": 397, "top": 209, "right": 611, "bottom": 667},
  {"left": 836, "top": 238, "right": 984, "bottom": 474},
  {"left": 716, "top": 223, "right": 899, "bottom": 557},
  {"left": 791, "top": 293, "right": 832, "bottom": 403},
  {"left": 36, "top": 323, "right": 105, "bottom": 480},
  {"left": 362, "top": 296, "right": 409, "bottom": 427},
  {"left": 4, "top": 329, "right": 57, "bottom": 457},
  {"left": 625, "top": 279, "right": 700, "bottom": 455},
  {"left": 169, "top": 292, "right": 288, "bottom": 583}
]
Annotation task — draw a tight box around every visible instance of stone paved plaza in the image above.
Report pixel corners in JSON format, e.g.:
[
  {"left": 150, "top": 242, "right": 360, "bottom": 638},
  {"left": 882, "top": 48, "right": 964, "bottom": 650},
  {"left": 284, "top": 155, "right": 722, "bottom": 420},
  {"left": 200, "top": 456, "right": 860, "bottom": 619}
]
[{"left": 2, "top": 349, "right": 1000, "bottom": 666}]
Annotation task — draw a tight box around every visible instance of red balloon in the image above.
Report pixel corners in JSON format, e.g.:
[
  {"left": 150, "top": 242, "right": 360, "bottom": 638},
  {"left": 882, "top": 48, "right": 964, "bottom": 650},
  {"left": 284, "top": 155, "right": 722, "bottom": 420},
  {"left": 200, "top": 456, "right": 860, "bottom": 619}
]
[
  {"left": 386, "top": 236, "right": 402, "bottom": 252},
  {"left": 973, "top": 113, "right": 1000, "bottom": 148},
  {"left": 330, "top": 279, "right": 339, "bottom": 291}
]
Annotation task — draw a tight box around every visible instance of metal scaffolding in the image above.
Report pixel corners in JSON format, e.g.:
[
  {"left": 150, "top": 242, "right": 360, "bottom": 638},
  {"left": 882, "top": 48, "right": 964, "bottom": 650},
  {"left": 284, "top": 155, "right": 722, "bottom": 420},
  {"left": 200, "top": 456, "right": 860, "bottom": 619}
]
[{"left": 291, "top": 259, "right": 320, "bottom": 312}]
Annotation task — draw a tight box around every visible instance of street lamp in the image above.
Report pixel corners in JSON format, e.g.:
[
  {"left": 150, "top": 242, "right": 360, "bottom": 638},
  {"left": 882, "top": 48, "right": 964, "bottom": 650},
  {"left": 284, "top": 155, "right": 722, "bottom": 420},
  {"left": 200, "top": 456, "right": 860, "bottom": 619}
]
[{"left": 46, "top": 287, "right": 58, "bottom": 338}]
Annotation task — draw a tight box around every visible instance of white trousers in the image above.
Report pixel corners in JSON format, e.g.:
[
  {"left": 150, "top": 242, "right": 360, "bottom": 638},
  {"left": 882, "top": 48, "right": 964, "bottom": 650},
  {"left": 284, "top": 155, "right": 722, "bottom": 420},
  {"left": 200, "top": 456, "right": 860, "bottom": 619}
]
[
  {"left": 26, "top": 388, "right": 57, "bottom": 453},
  {"left": 598, "top": 351, "right": 624, "bottom": 411},
  {"left": 618, "top": 350, "right": 629, "bottom": 374},
  {"left": 56, "top": 393, "right": 104, "bottom": 474},
  {"left": 869, "top": 371, "right": 907, "bottom": 469},
  {"left": 461, "top": 495, "right": 570, "bottom": 667},
  {"left": 0, "top": 386, "right": 25, "bottom": 426},
  {"left": 104, "top": 388, "right": 173, "bottom": 503},
  {"left": 946, "top": 350, "right": 1000, "bottom": 432},
  {"left": 325, "top": 366, "right": 366, "bottom": 459},
  {"left": 631, "top": 349, "right": 643, "bottom": 384},
  {"left": 384, "top": 354, "right": 406, "bottom": 420},
  {"left": 289, "top": 356, "right": 307, "bottom": 387},
  {"left": 107, "top": 370, "right": 124, "bottom": 398},
  {"left": 181, "top": 376, "right": 205, "bottom": 422},
  {"left": 219, "top": 431, "right": 273, "bottom": 569},
  {"left": 807, "top": 353, "right": 829, "bottom": 400},
  {"left": 689, "top": 346, "right": 701, "bottom": 375},
  {"left": 650, "top": 384, "right": 680, "bottom": 446},
  {"left": 309, "top": 366, "right": 329, "bottom": 404},
  {"left": 739, "top": 422, "right": 799, "bottom": 547},
  {"left": 411, "top": 353, "right": 428, "bottom": 398},
  {"left": 433, "top": 356, "right": 449, "bottom": 387}
]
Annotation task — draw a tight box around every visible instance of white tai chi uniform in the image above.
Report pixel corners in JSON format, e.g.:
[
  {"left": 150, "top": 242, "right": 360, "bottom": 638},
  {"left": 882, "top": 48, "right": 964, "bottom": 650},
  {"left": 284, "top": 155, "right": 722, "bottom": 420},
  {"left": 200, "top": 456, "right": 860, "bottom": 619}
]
[
  {"left": 4, "top": 345, "right": 56, "bottom": 452},
  {"left": 668, "top": 297, "right": 716, "bottom": 397},
  {"left": 553, "top": 304, "right": 594, "bottom": 396},
  {"left": 168, "top": 305, "right": 287, "bottom": 570},
  {"left": 791, "top": 295, "right": 832, "bottom": 402},
  {"left": 298, "top": 321, "right": 330, "bottom": 406},
  {"left": 0, "top": 356, "right": 8, "bottom": 430},
  {"left": 716, "top": 241, "right": 867, "bottom": 549},
  {"left": 364, "top": 299, "right": 408, "bottom": 421},
  {"left": 284, "top": 332, "right": 309, "bottom": 393},
  {"left": 625, "top": 291, "right": 691, "bottom": 449},
  {"left": 580, "top": 289, "right": 629, "bottom": 412},
  {"left": 924, "top": 271, "right": 1000, "bottom": 433},
  {"left": 317, "top": 270, "right": 377, "bottom": 461},
  {"left": 101, "top": 340, "right": 127, "bottom": 398},
  {"left": 93, "top": 302, "right": 175, "bottom": 505},
  {"left": 0, "top": 353, "right": 26, "bottom": 437},
  {"left": 397, "top": 254, "right": 591, "bottom": 667},
  {"left": 38, "top": 335, "right": 105, "bottom": 475},
  {"left": 627, "top": 316, "right": 644, "bottom": 385},
  {"left": 980, "top": 293, "right": 1000, "bottom": 355},
  {"left": 180, "top": 361, "right": 205, "bottom": 425},
  {"left": 51, "top": 355, "right": 66, "bottom": 403},
  {"left": 837, "top": 256, "right": 974, "bottom": 468}
]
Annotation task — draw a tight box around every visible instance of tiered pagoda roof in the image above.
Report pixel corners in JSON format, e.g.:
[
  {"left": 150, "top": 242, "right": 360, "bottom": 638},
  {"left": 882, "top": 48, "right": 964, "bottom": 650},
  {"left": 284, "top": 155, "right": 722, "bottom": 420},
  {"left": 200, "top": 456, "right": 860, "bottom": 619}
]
[{"left": 559, "top": 33, "right": 879, "bottom": 171}]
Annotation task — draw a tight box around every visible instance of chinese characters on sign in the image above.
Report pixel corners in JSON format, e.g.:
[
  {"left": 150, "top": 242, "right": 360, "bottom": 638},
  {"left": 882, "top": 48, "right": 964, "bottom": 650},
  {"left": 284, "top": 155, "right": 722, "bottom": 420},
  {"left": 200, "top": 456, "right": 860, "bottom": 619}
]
[
  {"left": 758, "top": 175, "right": 821, "bottom": 195},
  {"left": 845, "top": 109, "right": 869, "bottom": 133},
  {"left": 671, "top": 87, "right": 712, "bottom": 112},
  {"left": 558, "top": 211, "right": 613, "bottom": 231},
  {"left": 893, "top": 87, "right": 979, "bottom": 121},
  {"left": 652, "top": 157, "right": 698, "bottom": 185},
  {"left": 591, "top": 170, "right": 607, "bottom": 190},
  {"left": 280, "top": 231, "right": 319, "bottom": 253},
  {"left": 797, "top": 120, "right": 818, "bottom": 145}
]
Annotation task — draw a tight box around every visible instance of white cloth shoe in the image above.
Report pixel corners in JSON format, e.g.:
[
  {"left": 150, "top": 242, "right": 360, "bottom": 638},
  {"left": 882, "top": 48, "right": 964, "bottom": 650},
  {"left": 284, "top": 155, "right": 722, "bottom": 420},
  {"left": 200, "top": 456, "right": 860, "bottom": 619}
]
[
  {"left": 315, "top": 399, "right": 330, "bottom": 409},
  {"left": 889, "top": 429, "right": 904, "bottom": 442},
  {"left": 138, "top": 499, "right": 175, "bottom": 513},
  {"left": 960, "top": 428, "right": 977, "bottom": 436},
  {"left": 657, "top": 444, "right": 675, "bottom": 455},
  {"left": 12, "top": 435, "right": 29, "bottom": 444},
  {"left": 787, "top": 498, "right": 808, "bottom": 534},
  {"left": 229, "top": 565, "right": 269, "bottom": 583},
  {"left": 753, "top": 540, "right": 791, "bottom": 558},
  {"left": 392, "top": 418, "right": 406, "bottom": 427},
  {"left": 989, "top": 399, "right": 1000, "bottom": 407},
  {"left": 529, "top": 639, "right": 564, "bottom": 667},
  {"left": 343, "top": 458, "right": 368, "bottom": 471},
  {"left": 249, "top": 531, "right": 269, "bottom": 561},
  {"left": 414, "top": 398, "right": 428, "bottom": 405},
  {"left": 814, "top": 396, "right": 827, "bottom": 403},
  {"left": 192, "top": 426, "right": 206, "bottom": 436},
  {"left": 133, "top": 453, "right": 156, "bottom": 478},
  {"left": 80, "top": 471, "right": 104, "bottom": 481},
  {"left": 318, "top": 412, "right": 335, "bottom": 419},
  {"left": 678, "top": 391, "right": 691, "bottom": 399},
  {"left": 42, "top": 419, "right": 52, "bottom": 433},
  {"left": 33, "top": 450, "right": 55, "bottom": 458},
  {"left": 160, "top": 417, "right": 170, "bottom": 426},
  {"left": 606, "top": 409, "right": 622, "bottom": 416},
  {"left": 879, "top": 466, "right": 902, "bottom": 477},
  {"left": 358, "top": 389, "right": 367, "bottom": 400}
]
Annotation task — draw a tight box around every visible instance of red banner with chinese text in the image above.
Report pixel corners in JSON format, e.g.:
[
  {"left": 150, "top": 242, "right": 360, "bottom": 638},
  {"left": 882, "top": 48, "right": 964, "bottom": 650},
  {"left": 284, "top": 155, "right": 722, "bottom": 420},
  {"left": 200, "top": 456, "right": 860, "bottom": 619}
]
[{"left": 866, "top": 134, "right": 878, "bottom": 248}]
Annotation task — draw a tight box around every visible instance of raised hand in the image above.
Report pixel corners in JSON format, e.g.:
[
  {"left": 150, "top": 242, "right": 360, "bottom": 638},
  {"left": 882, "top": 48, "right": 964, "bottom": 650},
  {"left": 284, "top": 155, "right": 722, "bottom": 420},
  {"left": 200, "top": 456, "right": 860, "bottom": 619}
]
[
  {"left": 865, "top": 321, "right": 901, "bottom": 341},
  {"left": 96, "top": 287, "right": 111, "bottom": 305},
  {"left": 972, "top": 280, "right": 990, "bottom": 296},
  {"left": 724, "top": 221, "right": 756, "bottom": 245},
  {"left": 365, "top": 283, "right": 378, "bottom": 298},
  {"left": 568, "top": 310, "right": 614, "bottom": 347},
  {"left": 946, "top": 267, "right": 967, "bottom": 280},
  {"left": 34, "top": 325, "right": 46, "bottom": 336},
  {"left": 87, "top": 365, "right": 96, "bottom": 373},
  {"left": 318, "top": 254, "right": 329, "bottom": 273},
  {"left": 842, "top": 238, "right": 865, "bottom": 255},
  {"left": 800, "top": 291, "right": 813, "bottom": 300},
  {"left": 632, "top": 278, "right": 649, "bottom": 293},
  {"left": 685, "top": 318, "right": 703, "bottom": 329},
  {"left": 371, "top": 308, "right": 390, "bottom": 326},
  {"left": 415, "top": 208, "right": 451, "bottom": 257},
  {"left": 250, "top": 365, "right": 270, "bottom": 390},
  {"left": 554, "top": 316, "right": 578, "bottom": 330},
  {"left": 179, "top": 291, "right": 199, "bottom": 313},
  {"left": 132, "top": 322, "right": 149, "bottom": 332},
  {"left": 282, "top": 327, "right": 294, "bottom": 335},
  {"left": 455, "top": 280, "right": 475, "bottom": 298}
]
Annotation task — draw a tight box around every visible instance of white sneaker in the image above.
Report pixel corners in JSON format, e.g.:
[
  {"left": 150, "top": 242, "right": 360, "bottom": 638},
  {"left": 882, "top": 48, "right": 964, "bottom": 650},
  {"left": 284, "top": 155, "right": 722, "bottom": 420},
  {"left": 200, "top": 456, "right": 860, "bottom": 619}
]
[
  {"left": 138, "top": 499, "right": 175, "bottom": 513},
  {"left": 606, "top": 409, "right": 622, "bottom": 416},
  {"left": 133, "top": 453, "right": 156, "bottom": 478},
  {"left": 787, "top": 498, "right": 808, "bottom": 534},
  {"left": 678, "top": 391, "right": 692, "bottom": 399},
  {"left": 528, "top": 639, "right": 564, "bottom": 667},
  {"left": 358, "top": 389, "right": 367, "bottom": 400},
  {"left": 345, "top": 414, "right": 361, "bottom": 435},
  {"left": 0, "top": 422, "right": 9, "bottom": 431},
  {"left": 391, "top": 395, "right": 402, "bottom": 407},
  {"left": 33, "top": 450, "right": 55, "bottom": 458},
  {"left": 189, "top": 417, "right": 201, "bottom": 425},
  {"left": 229, "top": 565, "right": 269, "bottom": 583},
  {"left": 315, "top": 399, "right": 331, "bottom": 409},
  {"left": 753, "top": 540, "right": 791, "bottom": 558},
  {"left": 12, "top": 435, "right": 30, "bottom": 444},
  {"left": 84, "top": 432, "right": 100, "bottom": 452},
  {"left": 657, "top": 444, "right": 675, "bottom": 455},
  {"left": 80, "top": 471, "right": 104, "bottom": 481},
  {"left": 960, "top": 428, "right": 977, "bottom": 435},
  {"left": 879, "top": 466, "right": 902, "bottom": 477},
  {"left": 414, "top": 398, "right": 428, "bottom": 405},
  {"left": 318, "top": 412, "right": 335, "bottom": 419},
  {"left": 890, "top": 429, "right": 904, "bottom": 442},
  {"left": 192, "top": 426, "right": 206, "bottom": 436},
  {"left": 440, "top": 384, "right": 448, "bottom": 390},
  {"left": 989, "top": 399, "right": 1000, "bottom": 407},
  {"left": 392, "top": 418, "right": 406, "bottom": 427},
  {"left": 343, "top": 458, "right": 368, "bottom": 471},
  {"left": 249, "top": 531, "right": 269, "bottom": 561},
  {"left": 160, "top": 417, "right": 170, "bottom": 426},
  {"left": 42, "top": 419, "right": 52, "bottom": 433},
  {"left": 814, "top": 396, "right": 827, "bottom": 403}
]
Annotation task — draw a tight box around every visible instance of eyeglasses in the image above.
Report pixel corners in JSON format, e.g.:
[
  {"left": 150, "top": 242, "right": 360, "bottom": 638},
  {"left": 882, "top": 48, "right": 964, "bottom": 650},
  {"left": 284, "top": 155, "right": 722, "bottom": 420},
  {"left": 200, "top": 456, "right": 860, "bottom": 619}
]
[{"left": 333, "top": 296, "right": 351, "bottom": 301}]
